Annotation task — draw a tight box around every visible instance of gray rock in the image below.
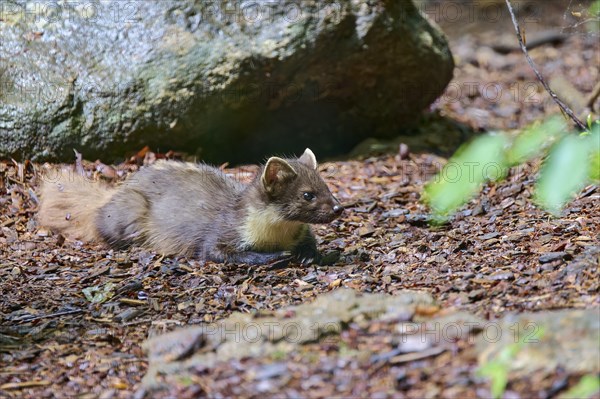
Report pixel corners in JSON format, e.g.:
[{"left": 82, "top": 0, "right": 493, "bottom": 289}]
[
  {"left": 476, "top": 309, "right": 600, "bottom": 375},
  {"left": 140, "top": 288, "right": 434, "bottom": 391},
  {"left": 0, "top": 1, "right": 453, "bottom": 163}
]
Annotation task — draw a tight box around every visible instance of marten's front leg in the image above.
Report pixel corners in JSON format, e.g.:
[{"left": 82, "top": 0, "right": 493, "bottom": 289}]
[
  {"left": 291, "top": 227, "right": 320, "bottom": 265},
  {"left": 200, "top": 246, "right": 292, "bottom": 266},
  {"left": 225, "top": 251, "right": 292, "bottom": 265}
]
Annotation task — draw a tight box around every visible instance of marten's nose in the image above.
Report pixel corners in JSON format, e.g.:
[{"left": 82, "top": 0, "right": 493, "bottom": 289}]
[{"left": 333, "top": 204, "right": 344, "bottom": 215}]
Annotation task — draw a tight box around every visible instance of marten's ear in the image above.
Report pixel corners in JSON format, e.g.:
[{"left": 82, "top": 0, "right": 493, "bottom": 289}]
[
  {"left": 262, "top": 157, "right": 298, "bottom": 191},
  {"left": 298, "top": 148, "right": 317, "bottom": 170}
]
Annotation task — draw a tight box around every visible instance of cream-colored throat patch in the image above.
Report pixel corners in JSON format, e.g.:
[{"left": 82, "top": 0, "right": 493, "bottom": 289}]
[{"left": 240, "top": 205, "right": 304, "bottom": 251}]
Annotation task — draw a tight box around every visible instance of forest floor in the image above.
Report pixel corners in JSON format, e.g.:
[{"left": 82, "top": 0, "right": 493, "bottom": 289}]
[{"left": 1, "top": 2, "right": 599, "bottom": 398}]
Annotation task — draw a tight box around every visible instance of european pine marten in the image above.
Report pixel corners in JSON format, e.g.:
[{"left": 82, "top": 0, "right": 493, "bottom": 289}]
[{"left": 38, "top": 149, "right": 343, "bottom": 265}]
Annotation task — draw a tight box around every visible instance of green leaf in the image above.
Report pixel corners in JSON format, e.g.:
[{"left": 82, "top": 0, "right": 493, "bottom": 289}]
[
  {"left": 424, "top": 133, "right": 509, "bottom": 221},
  {"left": 82, "top": 282, "right": 116, "bottom": 304},
  {"left": 476, "top": 327, "right": 545, "bottom": 399},
  {"left": 535, "top": 134, "right": 591, "bottom": 214},
  {"left": 506, "top": 116, "right": 566, "bottom": 165},
  {"left": 589, "top": 123, "right": 600, "bottom": 182},
  {"left": 590, "top": 0, "right": 600, "bottom": 17},
  {"left": 177, "top": 375, "right": 196, "bottom": 387},
  {"left": 477, "top": 362, "right": 508, "bottom": 399},
  {"left": 560, "top": 375, "right": 600, "bottom": 399},
  {"left": 587, "top": 1, "right": 600, "bottom": 33},
  {"left": 590, "top": 150, "right": 600, "bottom": 181}
]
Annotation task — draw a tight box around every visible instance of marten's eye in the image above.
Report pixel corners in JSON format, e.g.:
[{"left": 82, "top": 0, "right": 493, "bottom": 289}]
[{"left": 303, "top": 192, "right": 316, "bottom": 201}]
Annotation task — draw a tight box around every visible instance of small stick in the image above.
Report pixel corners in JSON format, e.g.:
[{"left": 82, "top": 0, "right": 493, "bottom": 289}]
[
  {"left": 505, "top": 0, "right": 587, "bottom": 131},
  {"left": 585, "top": 81, "right": 600, "bottom": 110},
  {"left": 0, "top": 381, "right": 52, "bottom": 390},
  {"left": 18, "top": 309, "right": 83, "bottom": 323}
]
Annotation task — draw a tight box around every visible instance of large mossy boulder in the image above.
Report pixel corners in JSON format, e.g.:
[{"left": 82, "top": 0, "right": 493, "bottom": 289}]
[{"left": 0, "top": 1, "right": 453, "bottom": 163}]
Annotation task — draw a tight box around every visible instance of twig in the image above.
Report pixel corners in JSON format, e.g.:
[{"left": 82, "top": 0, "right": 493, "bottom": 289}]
[
  {"left": 0, "top": 381, "right": 52, "bottom": 390},
  {"left": 491, "top": 30, "right": 567, "bottom": 54},
  {"left": 505, "top": 0, "right": 587, "bottom": 131},
  {"left": 18, "top": 309, "right": 84, "bottom": 323},
  {"left": 585, "top": 81, "right": 600, "bottom": 111},
  {"left": 390, "top": 346, "right": 446, "bottom": 364},
  {"left": 368, "top": 346, "right": 447, "bottom": 376}
]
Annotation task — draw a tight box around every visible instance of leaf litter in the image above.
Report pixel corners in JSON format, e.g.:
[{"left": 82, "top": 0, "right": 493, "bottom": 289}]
[
  {"left": 0, "top": 140, "right": 597, "bottom": 397},
  {"left": 1, "top": 4, "right": 599, "bottom": 396}
]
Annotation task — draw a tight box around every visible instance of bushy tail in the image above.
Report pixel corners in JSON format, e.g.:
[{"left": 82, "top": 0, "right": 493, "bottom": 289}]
[{"left": 38, "top": 170, "right": 116, "bottom": 242}]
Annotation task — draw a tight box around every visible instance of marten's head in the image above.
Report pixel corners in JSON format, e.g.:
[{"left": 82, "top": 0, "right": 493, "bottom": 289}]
[{"left": 260, "top": 148, "right": 343, "bottom": 224}]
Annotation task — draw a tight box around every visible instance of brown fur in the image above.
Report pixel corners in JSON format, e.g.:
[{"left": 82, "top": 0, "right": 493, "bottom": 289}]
[
  {"left": 37, "top": 170, "right": 116, "bottom": 242},
  {"left": 37, "top": 149, "right": 343, "bottom": 264}
]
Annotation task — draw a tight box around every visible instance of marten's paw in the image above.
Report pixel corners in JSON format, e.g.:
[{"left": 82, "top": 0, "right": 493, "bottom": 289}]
[
  {"left": 292, "top": 243, "right": 320, "bottom": 266},
  {"left": 291, "top": 252, "right": 318, "bottom": 266}
]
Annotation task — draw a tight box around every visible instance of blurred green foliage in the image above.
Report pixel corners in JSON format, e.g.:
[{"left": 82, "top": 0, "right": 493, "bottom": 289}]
[
  {"left": 586, "top": 1, "right": 600, "bottom": 33},
  {"left": 559, "top": 374, "right": 600, "bottom": 399},
  {"left": 477, "top": 327, "right": 545, "bottom": 399},
  {"left": 422, "top": 133, "right": 508, "bottom": 223},
  {"left": 423, "top": 116, "right": 599, "bottom": 222},
  {"left": 505, "top": 118, "right": 565, "bottom": 165},
  {"left": 590, "top": 0, "right": 600, "bottom": 17},
  {"left": 535, "top": 133, "right": 591, "bottom": 214}
]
